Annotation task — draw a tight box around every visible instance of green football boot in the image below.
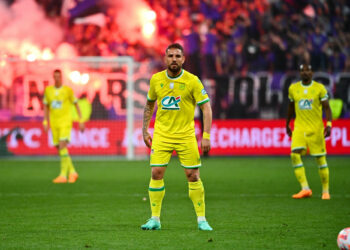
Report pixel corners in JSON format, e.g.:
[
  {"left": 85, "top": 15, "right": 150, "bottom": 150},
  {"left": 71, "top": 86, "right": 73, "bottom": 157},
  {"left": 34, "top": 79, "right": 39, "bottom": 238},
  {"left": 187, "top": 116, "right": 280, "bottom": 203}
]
[
  {"left": 141, "top": 218, "right": 161, "bottom": 230},
  {"left": 198, "top": 221, "right": 213, "bottom": 231}
]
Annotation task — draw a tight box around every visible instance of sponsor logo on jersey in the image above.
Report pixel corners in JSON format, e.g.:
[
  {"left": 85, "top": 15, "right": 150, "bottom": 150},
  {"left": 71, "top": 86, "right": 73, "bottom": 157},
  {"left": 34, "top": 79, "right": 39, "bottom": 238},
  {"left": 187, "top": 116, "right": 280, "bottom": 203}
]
[
  {"left": 179, "top": 83, "right": 185, "bottom": 90},
  {"left": 298, "top": 99, "right": 313, "bottom": 110},
  {"left": 201, "top": 89, "right": 207, "bottom": 95},
  {"left": 51, "top": 100, "right": 62, "bottom": 109},
  {"left": 161, "top": 96, "right": 181, "bottom": 110}
]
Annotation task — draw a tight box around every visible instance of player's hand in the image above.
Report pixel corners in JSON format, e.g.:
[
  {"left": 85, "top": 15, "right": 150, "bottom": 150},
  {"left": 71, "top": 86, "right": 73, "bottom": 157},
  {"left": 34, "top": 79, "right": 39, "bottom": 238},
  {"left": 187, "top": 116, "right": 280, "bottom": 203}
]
[
  {"left": 201, "top": 138, "right": 211, "bottom": 154},
  {"left": 286, "top": 125, "right": 292, "bottom": 137},
  {"left": 324, "top": 126, "right": 331, "bottom": 138},
  {"left": 79, "top": 122, "right": 85, "bottom": 132},
  {"left": 143, "top": 131, "right": 152, "bottom": 148}
]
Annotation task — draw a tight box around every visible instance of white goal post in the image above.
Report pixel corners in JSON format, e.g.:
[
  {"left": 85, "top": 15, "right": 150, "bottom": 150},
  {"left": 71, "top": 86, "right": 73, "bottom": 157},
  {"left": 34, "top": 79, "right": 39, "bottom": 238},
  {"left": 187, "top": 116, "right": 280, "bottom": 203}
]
[{"left": 78, "top": 57, "right": 135, "bottom": 159}]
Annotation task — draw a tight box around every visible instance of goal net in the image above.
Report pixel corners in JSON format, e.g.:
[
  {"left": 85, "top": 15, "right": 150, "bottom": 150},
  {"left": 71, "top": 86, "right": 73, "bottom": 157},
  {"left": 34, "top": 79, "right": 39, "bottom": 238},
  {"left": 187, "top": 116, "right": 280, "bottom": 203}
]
[{"left": 0, "top": 57, "right": 151, "bottom": 159}]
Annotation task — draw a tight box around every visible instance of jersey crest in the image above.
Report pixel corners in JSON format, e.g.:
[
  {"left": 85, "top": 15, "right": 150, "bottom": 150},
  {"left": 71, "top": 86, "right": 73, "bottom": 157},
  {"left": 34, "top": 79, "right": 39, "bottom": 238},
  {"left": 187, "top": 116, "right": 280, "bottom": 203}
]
[
  {"left": 298, "top": 99, "right": 313, "bottom": 110},
  {"left": 161, "top": 96, "right": 181, "bottom": 110}
]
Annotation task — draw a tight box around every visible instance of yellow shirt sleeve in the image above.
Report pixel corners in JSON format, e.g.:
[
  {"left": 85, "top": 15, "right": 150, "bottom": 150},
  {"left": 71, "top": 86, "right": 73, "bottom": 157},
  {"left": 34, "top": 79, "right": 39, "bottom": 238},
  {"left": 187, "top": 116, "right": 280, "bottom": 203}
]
[
  {"left": 68, "top": 87, "right": 78, "bottom": 104},
  {"left": 320, "top": 85, "right": 328, "bottom": 101},
  {"left": 192, "top": 77, "right": 209, "bottom": 105},
  {"left": 147, "top": 75, "right": 157, "bottom": 101},
  {"left": 43, "top": 87, "right": 49, "bottom": 105},
  {"left": 288, "top": 84, "right": 294, "bottom": 102}
]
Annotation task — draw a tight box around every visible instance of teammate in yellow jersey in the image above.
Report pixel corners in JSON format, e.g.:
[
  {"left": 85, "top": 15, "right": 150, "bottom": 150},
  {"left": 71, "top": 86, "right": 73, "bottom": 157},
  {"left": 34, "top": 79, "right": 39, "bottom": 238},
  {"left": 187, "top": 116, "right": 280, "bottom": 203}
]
[
  {"left": 286, "top": 64, "right": 332, "bottom": 200},
  {"left": 43, "top": 69, "right": 85, "bottom": 183},
  {"left": 141, "top": 43, "right": 213, "bottom": 231}
]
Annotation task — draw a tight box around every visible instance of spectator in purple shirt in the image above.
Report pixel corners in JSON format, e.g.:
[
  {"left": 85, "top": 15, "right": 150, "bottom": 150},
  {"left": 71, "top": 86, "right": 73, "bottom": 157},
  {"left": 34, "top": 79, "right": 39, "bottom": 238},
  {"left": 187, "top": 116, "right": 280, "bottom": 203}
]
[
  {"left": 201, "top": 26, "right": 219, "bottom": 78},
  {"left": 308, "top": 25, "right": 328, "bottom": 71},
  {"left": 182, "top": 25, "right": 202, "bottom": 77}
]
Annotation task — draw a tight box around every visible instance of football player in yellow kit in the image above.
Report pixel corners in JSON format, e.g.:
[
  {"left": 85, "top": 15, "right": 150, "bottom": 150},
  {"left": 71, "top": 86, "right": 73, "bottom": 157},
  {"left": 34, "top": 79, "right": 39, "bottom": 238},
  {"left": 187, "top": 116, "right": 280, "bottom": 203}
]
[
  {"left": 141, "top": 43, "right": 213, "bottom": 231},
  {"left": 286, "top": 64, "right": 332, "bottom": 199},
  {"left": 43, "top": 69, "right": 84, "bottom": 183}
]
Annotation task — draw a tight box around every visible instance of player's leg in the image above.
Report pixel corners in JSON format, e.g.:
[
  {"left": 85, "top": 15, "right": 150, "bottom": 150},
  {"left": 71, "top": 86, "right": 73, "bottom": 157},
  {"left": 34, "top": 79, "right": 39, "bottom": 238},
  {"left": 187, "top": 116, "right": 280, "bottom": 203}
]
[
  {"left": 60, "top": 126, "right": 78, "bottom": 183},
  {"left": 184, "top": 168, "right": 212, "bottom": 230},
  {"left": 141, "top": 140, "right": 171, "bottom": 230},
  {"left": 51, "top": 126, "right": 68, "bottom": 183},
  {"left": 178, "top": 139, "right": 212, "bottom": 231},
  {"left": 291, "top": 130, "right": 312, "bottom": 198},
  {"left": 309, "top": 131, "right": 329, "bottom": 199},
  {"left": 54, "top": 140, "right": 72, "bottom": 184},
  {"left": 141, "top": 167, "right": 166, "bottom": 230},
  {"left": 315, "top": 156, "right": 330, "bottom": 199}
]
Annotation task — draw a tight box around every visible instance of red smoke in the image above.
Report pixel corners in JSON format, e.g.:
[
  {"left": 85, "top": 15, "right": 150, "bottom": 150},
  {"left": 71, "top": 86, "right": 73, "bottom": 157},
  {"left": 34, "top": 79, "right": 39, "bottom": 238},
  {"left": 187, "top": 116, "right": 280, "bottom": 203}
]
[
  {"left": 0, "top": 0, "right": 63, "bottom": 60},
  {"left": 102, "top": 0, "right": 157, "bottom": 45}
]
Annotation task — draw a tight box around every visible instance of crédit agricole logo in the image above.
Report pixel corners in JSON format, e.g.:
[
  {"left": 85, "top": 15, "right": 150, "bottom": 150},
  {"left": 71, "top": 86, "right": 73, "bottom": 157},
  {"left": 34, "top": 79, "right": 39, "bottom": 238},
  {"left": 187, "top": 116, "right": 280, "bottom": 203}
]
[
  {"left": 161, "top": 96, "right": 181, "bottom": 110},
  {"left": 298, "top": 99, "right": 313, "bottom": 110}
]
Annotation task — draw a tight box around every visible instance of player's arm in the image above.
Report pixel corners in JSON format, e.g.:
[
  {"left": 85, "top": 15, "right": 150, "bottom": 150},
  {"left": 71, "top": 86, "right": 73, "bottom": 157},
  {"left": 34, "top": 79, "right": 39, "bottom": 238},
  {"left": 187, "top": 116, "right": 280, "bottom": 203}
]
[
  {"left": 43, "top": 104, "right": 50, "bottom": 133},
  {"left": 74, "top": 102, "right": 85, "bottom": 132},
  {"left": 286, "top": 100, "right": 295, "bottom": 137},
  {"left": 322, "top": 99, "right": 332, "bottom": 138},
  {"left": 69, "top": 88, "right": 84, "bottom": 132},
  {"left": 200, "top": 101, "right": 212, "bottom": 154},
  {"left": 142, "top": 100, "right": 155, "bottom": 148}
]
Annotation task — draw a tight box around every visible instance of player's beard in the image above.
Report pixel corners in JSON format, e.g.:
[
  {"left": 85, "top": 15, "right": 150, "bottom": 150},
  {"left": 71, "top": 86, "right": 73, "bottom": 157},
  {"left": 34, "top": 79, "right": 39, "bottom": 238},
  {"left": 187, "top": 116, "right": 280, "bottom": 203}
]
[
  {"left": 168, "top": 63, "right": 181, "bottom": 74},
  {"left": 301, "top": 75, "right": 311, "bottom": 83}
]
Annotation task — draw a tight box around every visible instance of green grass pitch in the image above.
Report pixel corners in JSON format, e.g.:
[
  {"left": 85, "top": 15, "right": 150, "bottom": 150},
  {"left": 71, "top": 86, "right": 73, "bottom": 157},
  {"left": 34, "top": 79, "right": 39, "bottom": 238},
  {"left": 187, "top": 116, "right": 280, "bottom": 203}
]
[{"left": 0, "top": 156, "right": 349, "bottom": 249}]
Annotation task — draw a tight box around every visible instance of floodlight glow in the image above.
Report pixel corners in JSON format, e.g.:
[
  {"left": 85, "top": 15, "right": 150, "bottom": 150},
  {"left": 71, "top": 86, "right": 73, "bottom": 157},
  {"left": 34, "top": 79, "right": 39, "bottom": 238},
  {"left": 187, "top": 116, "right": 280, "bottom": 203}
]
[
  {"left": 26, "top": 54, "right": 36, "bottom": 62},
  {"left": 142, "top": 22, "right": 155, "bottom": 38},
  {"left": 144, "top": 10, "right": 156, "bottom": 21},
  {"left": 69, "top": 71, "right": 81, "bottom": 84},
  {"left": 41, "top": 48, "right": 54, "bottom": 60},
  {"left": 93, "top": 80, "right": 101, "bottom": 89},
  {"left": 81, "top": 73, "right": 90, "bottom": 85}
]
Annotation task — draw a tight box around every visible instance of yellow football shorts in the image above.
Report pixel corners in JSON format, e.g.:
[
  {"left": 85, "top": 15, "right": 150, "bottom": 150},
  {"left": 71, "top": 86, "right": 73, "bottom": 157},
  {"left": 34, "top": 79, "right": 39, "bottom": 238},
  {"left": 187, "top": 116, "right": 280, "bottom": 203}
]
[
  {"left": 150, "top": 137, "right": 201, "bottom": 168},
  {"left": 291, "top": 128, "right": 326, "bottom": 156},
  {"left": 50, "top": 124, "right": 72, "bottom": 146}
]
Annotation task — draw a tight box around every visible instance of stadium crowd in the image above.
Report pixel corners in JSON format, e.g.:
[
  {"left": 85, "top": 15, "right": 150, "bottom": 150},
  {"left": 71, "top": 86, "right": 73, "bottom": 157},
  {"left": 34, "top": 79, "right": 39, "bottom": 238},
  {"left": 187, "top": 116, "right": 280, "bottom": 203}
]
[
  {"left": 10, "top": 0, "right": 350, "bottom": 120},
  {"left": 34, "top": 0, "right": 350, "bottom": 75}
]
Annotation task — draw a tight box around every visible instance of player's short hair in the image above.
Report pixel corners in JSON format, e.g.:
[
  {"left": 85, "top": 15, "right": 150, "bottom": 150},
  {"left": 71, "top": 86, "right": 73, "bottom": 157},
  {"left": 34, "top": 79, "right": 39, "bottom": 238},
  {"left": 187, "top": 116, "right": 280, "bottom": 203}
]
[
  {"left": 166, "top": 43, "right": 184, "bottom": 54},
  {"left": 53, "top": 69, "right": 62, "bottom": 74},
  {"left": 299, "top": 64, "right": 312, "bottom": 70}
]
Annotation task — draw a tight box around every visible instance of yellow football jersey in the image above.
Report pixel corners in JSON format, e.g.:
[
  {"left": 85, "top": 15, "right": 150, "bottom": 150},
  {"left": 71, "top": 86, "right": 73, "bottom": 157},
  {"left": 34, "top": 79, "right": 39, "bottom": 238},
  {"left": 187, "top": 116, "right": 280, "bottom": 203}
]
[
  {"left": 147, "top": 69, "right": 209, "bottom": 142},
  {"left": 43, "top": 85, "right": 77, "bottom": 126},
  {"left": 288, "top": 80, "right": 328, "bottom": 132}
]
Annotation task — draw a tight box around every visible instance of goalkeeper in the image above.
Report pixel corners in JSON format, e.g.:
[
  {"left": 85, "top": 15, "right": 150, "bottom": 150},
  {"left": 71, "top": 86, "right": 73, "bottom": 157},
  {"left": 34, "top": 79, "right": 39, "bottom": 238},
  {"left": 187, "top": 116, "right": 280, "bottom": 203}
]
[
  {"left": 43, "top": 69, "right": 84, "bottom": 183},
  {"left": 141, "top": 43, "right": 213, "bottom": 231}
]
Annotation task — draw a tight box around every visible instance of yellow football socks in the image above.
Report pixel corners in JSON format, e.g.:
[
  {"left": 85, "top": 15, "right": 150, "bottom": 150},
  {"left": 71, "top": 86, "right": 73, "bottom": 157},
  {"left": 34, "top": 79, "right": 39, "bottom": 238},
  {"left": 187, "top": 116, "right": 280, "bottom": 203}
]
[
  {"left": 189, "top": 179, "right": 205, "bottom": 217},
  {"left": 148, "top": 179, "right": 165, "bottom": 217},
  {"left": 316, "top": 156, "right": 329, "bottom": 193},
  {"left": 59, "top": 147, "right": 76, "bottom": 175},
  {"left": 59, "top": 148, "right": 69, "bottom": 177},
  {"left": 291, "top": 153, "right": 309, "bottom": 189},
  {"left": 67, "top": 157, "right": 76, "bottom": 175}
]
